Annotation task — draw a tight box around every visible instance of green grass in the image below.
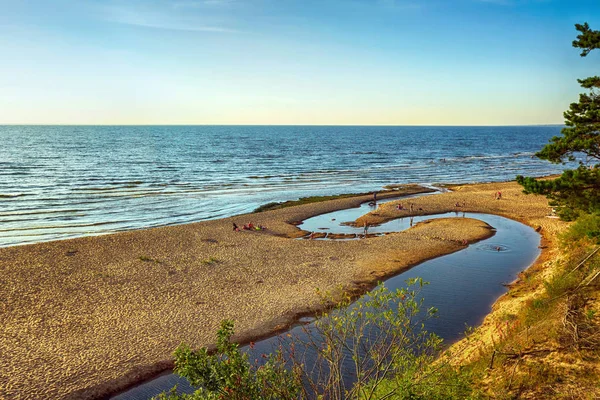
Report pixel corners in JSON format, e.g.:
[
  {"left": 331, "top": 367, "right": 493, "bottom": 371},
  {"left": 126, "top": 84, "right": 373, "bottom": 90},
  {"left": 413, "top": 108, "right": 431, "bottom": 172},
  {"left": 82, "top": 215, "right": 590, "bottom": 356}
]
[
  {"left": 252, "top": 185, "right": 435, "bottom": 213},
  {"left": 139, "top": 255, "right": 161, "bottom": 263},
  {"left": 201, "top": 256, "right": 220, "bottom": 265},
  {"left": 252, "top": 193, "right": 372, "bottom": 213},
  {"left": 561, "top": 213, "right": 600, "bottom": 245}
]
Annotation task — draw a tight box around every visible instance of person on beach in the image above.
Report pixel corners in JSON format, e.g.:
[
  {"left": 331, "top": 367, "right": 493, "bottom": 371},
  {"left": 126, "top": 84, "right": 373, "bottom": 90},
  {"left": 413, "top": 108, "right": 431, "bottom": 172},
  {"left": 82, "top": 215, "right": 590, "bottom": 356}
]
[
  {"left": 397, "top": 203, "right": 404, "bottom": 210},
  {"left": 240, "top": 222, "right": 265, "bottom": 231},
  {"left": 373, "top": 192, "right": 377, "bottom": 202},
  {"left": 363, "top": 222, "right": 369, "bottom": 237}
]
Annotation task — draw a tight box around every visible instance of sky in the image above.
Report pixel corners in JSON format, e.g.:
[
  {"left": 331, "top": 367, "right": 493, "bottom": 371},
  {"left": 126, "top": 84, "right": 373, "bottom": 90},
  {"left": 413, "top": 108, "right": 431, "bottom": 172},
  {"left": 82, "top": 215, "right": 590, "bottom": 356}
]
[{"left": 0, "top": 0, "right": 599, "bottom": 125}]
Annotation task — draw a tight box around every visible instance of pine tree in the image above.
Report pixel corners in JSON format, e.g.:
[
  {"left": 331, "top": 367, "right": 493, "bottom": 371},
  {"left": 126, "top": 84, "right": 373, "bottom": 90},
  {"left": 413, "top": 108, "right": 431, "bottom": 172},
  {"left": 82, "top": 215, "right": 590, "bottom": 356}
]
[{"left": 517, "top": 23, "right": 600, "bottom": 220}]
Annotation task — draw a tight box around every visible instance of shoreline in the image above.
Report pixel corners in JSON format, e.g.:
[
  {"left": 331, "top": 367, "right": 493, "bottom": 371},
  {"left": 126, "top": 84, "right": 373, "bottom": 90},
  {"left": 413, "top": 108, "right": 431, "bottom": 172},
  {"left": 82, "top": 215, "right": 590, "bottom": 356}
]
[
  {"left": 109, "top": 217, "right": 497, "bottom": 400},
  {"left": 0, "top": 173, "right": 559, "bottom": 250},
  {"left": 353, "top": 180, "right": 569, "bottom": 370},
  {"left": 0, "top": 181, "right": 560, "bottom": 400},
  {"left": 0, "top": 185, "right": 434, "bottom": 250}
]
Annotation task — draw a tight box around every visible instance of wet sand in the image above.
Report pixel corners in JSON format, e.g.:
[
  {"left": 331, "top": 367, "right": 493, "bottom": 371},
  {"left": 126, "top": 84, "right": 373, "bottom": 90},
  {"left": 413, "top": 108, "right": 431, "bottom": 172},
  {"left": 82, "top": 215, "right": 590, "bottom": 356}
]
[{"left": 0, "top": 182, "right": 556, "bottom": 399}]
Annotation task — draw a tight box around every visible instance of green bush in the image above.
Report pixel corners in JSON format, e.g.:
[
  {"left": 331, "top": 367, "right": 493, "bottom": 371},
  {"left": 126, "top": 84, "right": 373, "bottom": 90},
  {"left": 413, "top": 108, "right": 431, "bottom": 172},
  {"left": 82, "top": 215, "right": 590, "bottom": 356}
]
[
  {"left": 157, "top": 280, "right": 480, "bottom": 400},
  {"left": 561, "top": 213, "right": 600, "bottom": 244},
  {"left": 543, "top": 272, "right": 581, "bottom": 299},
  {"left": 156, "top": 320, "right": 299, "bottom": 400},
  {"left": 365, "top": 364, "right": 481, "bottom": 400}
]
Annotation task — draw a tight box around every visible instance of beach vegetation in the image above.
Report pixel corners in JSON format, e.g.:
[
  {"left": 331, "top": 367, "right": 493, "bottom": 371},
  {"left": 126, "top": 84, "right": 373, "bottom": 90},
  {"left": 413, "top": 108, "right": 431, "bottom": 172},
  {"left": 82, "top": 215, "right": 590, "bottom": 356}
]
[
  {"left": 560, "top": 212, "right": 600, "bottom": 244},
  {"left": 157, "top": 280, "right": 480, "bottom": 399},
  {"left": 284, "top": 279, "right": 479, "bottom": 400},
  {"left": 156, "top": 320, "right": 299, "bottom": 400},
  {"left": 252, "top": 186, "right": 432, "bottom": 213},
  {"left": 506, "top": 23, "right": 600, "bottom": 395},
  {"left": 139, "top": 255, "right": 162, "bottom": 263},
  {"left": 454, "top": 231, "right": 600, "bottom": 398},
  {"left": 517, "top": 23, "right": 600, "bottom": 220},
  {"left": 201, "top": 257, "right": 221, "bottom": 265},
  {"left": 253, "top": 193, "right": 373, "bottom": 213},
  {"left": 506, "top": 23, "right": 600, "bottom": 396}
]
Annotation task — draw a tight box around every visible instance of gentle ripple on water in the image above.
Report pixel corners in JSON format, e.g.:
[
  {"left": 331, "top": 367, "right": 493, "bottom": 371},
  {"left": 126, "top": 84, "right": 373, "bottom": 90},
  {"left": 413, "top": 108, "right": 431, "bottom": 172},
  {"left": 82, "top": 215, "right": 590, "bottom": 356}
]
[{"left": 0, "top": 125, "right": 568, "bottom": 247}]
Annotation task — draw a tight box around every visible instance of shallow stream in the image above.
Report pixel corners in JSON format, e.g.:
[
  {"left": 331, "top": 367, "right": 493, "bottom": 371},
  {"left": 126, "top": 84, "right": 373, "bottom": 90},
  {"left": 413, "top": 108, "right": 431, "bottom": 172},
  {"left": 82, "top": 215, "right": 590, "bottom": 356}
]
[{"left": 113, "top": 201, "right": 540, "bottom": 399}]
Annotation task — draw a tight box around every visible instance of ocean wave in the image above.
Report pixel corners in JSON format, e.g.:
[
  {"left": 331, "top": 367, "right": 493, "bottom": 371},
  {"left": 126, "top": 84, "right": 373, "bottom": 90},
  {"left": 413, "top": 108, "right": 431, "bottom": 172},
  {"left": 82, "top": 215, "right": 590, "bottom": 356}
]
[
  {"left": 0, "top": 220, "right": 118, "bottom": 233},
  {"left": 0, "top": 125, "right": 569, "bottom": 247},
  {"left": 437, "top": 153, "right": 535, "bottom": 163},
  {"left": 0, "top": 193, "right": 31, "bottom": 198}
]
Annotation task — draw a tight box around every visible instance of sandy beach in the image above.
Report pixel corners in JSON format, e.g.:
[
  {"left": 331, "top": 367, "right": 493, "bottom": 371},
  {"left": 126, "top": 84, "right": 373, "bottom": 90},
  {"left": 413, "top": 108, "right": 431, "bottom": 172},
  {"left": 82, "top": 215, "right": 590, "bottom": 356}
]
[{"left": 0, "top": 181, "right": 562, "bottom": 399}]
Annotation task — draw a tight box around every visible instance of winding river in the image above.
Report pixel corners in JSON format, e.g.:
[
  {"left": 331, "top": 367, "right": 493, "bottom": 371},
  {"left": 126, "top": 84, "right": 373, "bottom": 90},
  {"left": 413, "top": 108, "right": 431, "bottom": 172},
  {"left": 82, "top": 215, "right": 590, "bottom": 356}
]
[{"left": 113, "top": 201, "right": 541, "bottom": 399}]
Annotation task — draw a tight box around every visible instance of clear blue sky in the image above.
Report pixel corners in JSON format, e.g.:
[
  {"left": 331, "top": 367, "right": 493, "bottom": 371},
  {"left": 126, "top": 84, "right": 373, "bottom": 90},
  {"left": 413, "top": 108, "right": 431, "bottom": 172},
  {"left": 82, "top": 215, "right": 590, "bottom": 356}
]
[{"left": 0, "top": 0, "right": 598, "bottom": 125}]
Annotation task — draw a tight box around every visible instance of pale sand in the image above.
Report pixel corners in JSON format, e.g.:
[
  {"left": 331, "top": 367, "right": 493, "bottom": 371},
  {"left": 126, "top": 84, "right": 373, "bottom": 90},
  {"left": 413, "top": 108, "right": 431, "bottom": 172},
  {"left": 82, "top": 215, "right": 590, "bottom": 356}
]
[{"left": 0, "top": 182, "right": 557, "bottom": 399}]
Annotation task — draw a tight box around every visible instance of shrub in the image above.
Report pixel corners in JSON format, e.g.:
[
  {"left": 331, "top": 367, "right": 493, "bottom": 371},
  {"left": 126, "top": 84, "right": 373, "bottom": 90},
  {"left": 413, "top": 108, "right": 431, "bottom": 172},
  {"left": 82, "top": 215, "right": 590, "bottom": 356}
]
[
  {"left": 561, "top": 213, "right": 600, "bottom": 245},
  {"left": 157, "top": 280, "right": 480, "bottom": 399},
  {"left": 156, "top": 320, "right": 299, "bottom": 400}
]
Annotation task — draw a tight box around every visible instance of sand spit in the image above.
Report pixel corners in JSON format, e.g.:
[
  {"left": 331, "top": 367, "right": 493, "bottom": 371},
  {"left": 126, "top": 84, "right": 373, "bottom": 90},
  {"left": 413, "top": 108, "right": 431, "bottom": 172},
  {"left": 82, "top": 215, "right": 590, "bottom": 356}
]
[
  {"left": 355, "top": 181, "right": 569, "bottom": 367},
  {"left": 0, "top": 182, "right": 554, "bottom": 399}
]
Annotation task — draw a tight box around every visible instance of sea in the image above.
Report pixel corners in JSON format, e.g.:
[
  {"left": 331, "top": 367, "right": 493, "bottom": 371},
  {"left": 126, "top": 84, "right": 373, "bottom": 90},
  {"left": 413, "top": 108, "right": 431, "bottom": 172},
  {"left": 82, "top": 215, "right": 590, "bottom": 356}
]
[{"left": 0, "top": 125, "right": 567, "bottom": 247}]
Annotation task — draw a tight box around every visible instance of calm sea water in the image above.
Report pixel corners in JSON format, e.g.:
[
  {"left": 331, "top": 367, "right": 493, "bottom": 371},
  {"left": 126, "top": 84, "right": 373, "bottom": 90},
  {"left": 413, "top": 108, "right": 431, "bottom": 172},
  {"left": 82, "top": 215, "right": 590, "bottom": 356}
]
[{"left": 0, "top": 125, "right": 564, "bottom": 247}]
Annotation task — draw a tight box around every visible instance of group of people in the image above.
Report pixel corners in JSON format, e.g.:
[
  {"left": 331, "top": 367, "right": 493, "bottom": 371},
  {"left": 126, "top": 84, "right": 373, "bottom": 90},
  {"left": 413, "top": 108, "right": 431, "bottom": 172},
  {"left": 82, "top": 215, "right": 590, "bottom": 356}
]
[
  {"left": 233, "top": 222, "right": 266, "bottom": 232},
  {"left": 396, "top": 203, "right": 422, "bottom": 213}
]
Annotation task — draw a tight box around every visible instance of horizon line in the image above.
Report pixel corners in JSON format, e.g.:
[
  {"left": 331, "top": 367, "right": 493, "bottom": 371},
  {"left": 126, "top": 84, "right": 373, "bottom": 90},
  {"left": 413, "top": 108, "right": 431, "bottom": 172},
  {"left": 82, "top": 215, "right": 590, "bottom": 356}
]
[{"left": 0, "top": 123, "right": 565, "bottom": 127}]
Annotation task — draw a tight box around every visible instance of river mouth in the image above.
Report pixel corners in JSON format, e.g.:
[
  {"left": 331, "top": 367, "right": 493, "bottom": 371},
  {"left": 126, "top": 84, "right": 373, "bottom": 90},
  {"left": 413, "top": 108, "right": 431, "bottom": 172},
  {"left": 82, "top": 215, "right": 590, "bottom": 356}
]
[
  {"left": 113, "top": 207, "right": 540, "bottom": 399},
  {"left": 297, "top": 192, "right": 445, "bottom": 238}
]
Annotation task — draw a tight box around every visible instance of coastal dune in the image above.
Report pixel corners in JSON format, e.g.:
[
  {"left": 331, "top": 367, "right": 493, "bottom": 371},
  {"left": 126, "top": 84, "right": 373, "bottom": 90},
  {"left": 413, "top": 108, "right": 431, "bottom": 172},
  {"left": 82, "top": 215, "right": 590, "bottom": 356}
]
[{"left": 0, "top": 181, "right": 555, "bottom": 399}]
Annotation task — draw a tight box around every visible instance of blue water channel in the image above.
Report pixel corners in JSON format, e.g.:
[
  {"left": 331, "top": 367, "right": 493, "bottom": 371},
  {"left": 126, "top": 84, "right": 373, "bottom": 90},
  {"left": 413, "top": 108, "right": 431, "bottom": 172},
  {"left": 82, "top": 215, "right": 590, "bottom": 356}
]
[{"left": 113, "top": 203, "right": 540, "bottom": 399}]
